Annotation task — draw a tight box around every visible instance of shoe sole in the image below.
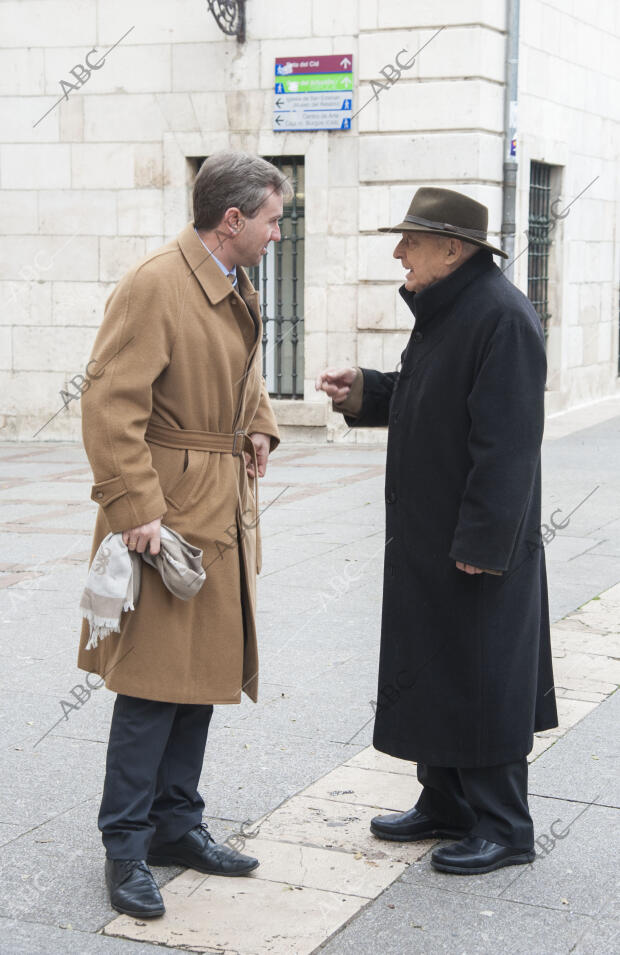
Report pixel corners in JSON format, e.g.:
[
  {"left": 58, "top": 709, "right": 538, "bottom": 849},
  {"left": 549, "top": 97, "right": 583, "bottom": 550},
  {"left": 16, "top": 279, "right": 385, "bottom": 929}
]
[
  {"left": 431, "top": 851, "right": 535, "bottom": 875},
  {"left": 370, "top": 825, "right": 468, "bottom": 843},
  {"left": 147, "top": 855, "right": 259, "bottom": 876},
  {"left": 111, "top": 903, "right": 165, "bottom": 918}
]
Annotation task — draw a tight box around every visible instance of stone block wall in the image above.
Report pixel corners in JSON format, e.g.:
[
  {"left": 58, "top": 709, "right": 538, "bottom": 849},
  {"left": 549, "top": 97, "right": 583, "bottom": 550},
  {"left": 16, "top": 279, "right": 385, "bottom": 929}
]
[{"left": 0, "top": 0, "right": 618, "bottom": 441}]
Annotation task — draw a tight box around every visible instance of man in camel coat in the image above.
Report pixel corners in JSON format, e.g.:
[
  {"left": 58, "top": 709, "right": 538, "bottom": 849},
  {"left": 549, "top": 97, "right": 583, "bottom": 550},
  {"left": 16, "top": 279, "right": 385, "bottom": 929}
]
[{"left": 78, "top": 152, "right": 290, "bottom": 918}]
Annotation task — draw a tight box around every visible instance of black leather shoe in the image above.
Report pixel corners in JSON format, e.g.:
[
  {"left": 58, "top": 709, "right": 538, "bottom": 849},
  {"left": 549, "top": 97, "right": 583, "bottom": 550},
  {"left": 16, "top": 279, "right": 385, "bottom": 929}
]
[
  {"left": 105, "top": 858, "right": 165, "bottom": 918},
  {"left": 431, "top": 836, "right": 535, "bottom": 874},
  {"left": 147, "top": 822, "right": 259, "bottom": 876},
  {"left": 370, "top": 807, "right": 469, "bottom": 842}
]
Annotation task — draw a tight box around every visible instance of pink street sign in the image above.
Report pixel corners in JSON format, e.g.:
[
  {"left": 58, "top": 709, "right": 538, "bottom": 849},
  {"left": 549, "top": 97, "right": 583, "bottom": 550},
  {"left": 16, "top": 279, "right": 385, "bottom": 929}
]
[{"left": 275, "top": 54, "right": 353, "bottom": 76}]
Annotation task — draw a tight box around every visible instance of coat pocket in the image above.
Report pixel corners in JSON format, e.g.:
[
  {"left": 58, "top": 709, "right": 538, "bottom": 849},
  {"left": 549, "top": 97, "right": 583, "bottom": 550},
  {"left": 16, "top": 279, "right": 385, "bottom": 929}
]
[{"left": 164, "top": 449, "right": 208, "bottom": 510}]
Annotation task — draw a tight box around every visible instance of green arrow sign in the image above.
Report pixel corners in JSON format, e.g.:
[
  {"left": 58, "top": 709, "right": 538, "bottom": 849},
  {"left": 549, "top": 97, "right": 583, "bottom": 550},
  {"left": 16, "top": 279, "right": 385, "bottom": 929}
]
[{"left": 277, "top": 73, "right": 353, "bottom": 93}]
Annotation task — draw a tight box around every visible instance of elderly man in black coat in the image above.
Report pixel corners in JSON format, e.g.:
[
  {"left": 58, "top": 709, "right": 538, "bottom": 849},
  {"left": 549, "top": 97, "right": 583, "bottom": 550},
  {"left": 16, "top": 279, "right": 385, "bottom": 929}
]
[{"left": 316, "top": 187, "right": 558, "bottom": 875}]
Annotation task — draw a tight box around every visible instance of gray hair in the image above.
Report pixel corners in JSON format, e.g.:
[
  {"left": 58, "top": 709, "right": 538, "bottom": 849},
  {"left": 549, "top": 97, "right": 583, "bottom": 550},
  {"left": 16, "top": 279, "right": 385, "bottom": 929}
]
[{"left": 193, "top": 151, "right": 293, "bottom": 230}]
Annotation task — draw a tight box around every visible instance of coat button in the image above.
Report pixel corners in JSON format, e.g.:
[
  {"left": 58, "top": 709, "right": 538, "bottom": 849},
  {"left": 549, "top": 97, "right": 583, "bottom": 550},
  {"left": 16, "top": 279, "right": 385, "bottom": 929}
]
[
  {"left": 413, "top": 331, "right": 423, "bottom": 343},
  {"left": 386, "top": 490, "right": 397, "bottom": 504},
  {"left": 393, "top": 411, "right": 400, "bottom": 423},
  {"left": 96, "top": 491, "right": 104, "bottom": 499}
]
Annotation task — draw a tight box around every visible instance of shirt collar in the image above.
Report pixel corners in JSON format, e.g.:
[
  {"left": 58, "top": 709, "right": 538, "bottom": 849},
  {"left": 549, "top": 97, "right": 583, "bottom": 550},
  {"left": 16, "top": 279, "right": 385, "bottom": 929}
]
[{"left": 194, "top": 227, "right": 237, "bottom": 287}]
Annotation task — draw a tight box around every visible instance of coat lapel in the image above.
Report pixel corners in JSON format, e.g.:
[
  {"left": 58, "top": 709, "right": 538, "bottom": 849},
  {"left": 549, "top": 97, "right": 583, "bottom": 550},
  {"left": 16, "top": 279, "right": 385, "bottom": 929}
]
[
  {"left": 177, "top": 223, "right": 262, "bottom": 430},
  {"left": 177, "top": 222, "right": 235, "bottom": 306},
  {"left": 236, "top": 266, "right": 261, "bottom": 335},
  {"left": 177, "top": 223, "right": 261, "bottom": 347}
]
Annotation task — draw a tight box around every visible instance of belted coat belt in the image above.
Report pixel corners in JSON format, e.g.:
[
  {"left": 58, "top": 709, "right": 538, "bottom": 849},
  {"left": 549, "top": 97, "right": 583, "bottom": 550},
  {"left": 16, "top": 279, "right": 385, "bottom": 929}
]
[{"left": 77, "top": 222, "right": 280, "bottom": 705}]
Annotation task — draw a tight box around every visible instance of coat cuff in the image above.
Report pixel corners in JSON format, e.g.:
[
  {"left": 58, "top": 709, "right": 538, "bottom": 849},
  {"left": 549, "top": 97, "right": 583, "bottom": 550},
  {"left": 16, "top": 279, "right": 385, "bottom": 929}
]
[
  {"left": 90, "top": 473, "right": 166, "bottom": 533},
  {"left": 332, "top": 368, "right": 364, "bottom": 417},
  {"left": 248, "top": 410, "right": 281, "bottom": 453}
]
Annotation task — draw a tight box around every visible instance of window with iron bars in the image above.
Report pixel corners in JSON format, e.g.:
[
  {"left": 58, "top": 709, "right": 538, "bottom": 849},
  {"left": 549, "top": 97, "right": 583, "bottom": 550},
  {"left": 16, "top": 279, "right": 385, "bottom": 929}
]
[
  {"left": 188, "top": 155, "right": 304, "bottom": 399},
  {"left": 527, "top": 161, "right": 555, "bottom": 343}
]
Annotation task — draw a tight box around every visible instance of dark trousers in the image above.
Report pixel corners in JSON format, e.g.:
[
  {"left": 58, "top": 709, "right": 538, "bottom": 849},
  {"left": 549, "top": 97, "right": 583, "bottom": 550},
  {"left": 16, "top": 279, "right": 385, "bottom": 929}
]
[
  {"left": 415, "top": 757, "right": 534, "bottom": 850},
  {"left": 98, "top": 694, "right": 214, "bottom": 860}
]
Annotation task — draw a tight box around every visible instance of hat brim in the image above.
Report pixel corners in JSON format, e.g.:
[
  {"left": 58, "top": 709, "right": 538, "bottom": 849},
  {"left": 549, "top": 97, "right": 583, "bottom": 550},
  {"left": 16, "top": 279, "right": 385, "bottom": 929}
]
[{"left": 377, "top": 221, "right": 509, "bottom": 259}]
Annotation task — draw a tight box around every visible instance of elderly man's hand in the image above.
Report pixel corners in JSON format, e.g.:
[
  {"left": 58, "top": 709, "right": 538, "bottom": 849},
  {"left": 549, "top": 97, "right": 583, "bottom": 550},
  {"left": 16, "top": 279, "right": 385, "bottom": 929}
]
[
  {"left": 315, "top": 366, "right": 358, "bottom": 404},
  {"left": 456, "top": 562, "right": 503, "bottom": 576}
]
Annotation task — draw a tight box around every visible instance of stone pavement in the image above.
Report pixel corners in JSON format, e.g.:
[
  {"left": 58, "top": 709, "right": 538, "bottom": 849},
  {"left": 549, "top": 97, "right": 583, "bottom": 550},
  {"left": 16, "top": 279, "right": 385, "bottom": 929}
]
[{"left": 0, "top": 396, "right": 619, "bottom": 954}]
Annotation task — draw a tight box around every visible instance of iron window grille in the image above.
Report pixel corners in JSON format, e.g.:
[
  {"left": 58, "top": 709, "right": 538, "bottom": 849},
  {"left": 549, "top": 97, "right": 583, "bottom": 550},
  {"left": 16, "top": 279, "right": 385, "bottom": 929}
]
[
  {"left": 188, "top": 155, "right": 304, "bottom": 399},
  {"left": 527, "top": 161, "right": 554, "bottom": 343},
  {"left": 248, "top": 157, "right": 304, "bottom": 399}
]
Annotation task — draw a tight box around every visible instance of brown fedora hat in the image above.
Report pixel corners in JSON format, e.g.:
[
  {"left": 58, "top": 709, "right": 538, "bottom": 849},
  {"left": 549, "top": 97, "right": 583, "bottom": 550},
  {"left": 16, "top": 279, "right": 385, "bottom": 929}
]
[{"left": 378, "top": 186, "right": 508, "bottom": 259}]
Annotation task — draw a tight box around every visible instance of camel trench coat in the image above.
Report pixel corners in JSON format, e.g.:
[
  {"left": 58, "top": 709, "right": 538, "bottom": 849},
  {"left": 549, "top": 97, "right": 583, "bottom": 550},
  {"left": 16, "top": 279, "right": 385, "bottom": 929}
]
[{"left": 77, "top": 223, "right": 280, "bottom": 704}]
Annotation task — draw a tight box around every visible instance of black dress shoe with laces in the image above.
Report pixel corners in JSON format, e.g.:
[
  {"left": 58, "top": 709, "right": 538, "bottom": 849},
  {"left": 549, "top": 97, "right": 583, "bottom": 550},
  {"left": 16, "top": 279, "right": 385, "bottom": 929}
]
[
  {"left": 431, "top": 836, "right": 535, "bottom": 874},
  {"left": 147, "top": 822, "right": 259, "bottom": 876},
  {"left": 370, "top": 807, "right": 469, "bottom": 842},
  {"left": 105, "top": 858, "right": 165, "bottom": 918}
]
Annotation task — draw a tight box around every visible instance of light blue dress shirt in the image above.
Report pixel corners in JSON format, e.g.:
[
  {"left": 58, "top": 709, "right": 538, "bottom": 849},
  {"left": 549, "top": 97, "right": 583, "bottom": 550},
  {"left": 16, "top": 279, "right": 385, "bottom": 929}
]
[{"left": 194, "top": 227, "right": 238, "bottom": 288}]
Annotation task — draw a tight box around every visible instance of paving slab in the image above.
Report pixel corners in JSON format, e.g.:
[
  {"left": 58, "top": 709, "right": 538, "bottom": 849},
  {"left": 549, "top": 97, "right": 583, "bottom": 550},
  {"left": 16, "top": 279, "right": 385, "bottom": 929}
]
[
  {"left": 0, "top": 736, "right": 105, "bottom": 830},
  {"left": 551, "top": 625, "right": 620, "bottom": 656},
  {"left": 548, "top": 650, "right": 619, "bottom": 698},
  {"left": 343, "top": 746, "right": 418, "bottom": 776},
  {"left": 195, "top": 838, "right": 404, "bottom": 898},
  {"left": 544, "top": 534, "right": 609, "bottom": 562},
  {"left": 0, "top": 824, "right": 22, "bottom": 849},
  {"left": 217, "top": 674, "right": 380, "bottom": 750},
  {"left": 105, "top": 877, "right": 365, "bottom": 955},
  {"left": 544, "top": 397, "right": 620, "bottom": 440},
  {"left": 535, "top": 696, "right": 598, "bottom": 737},
  {"left": 317, "top": 879, "right": 599, "bottom": 955},
  {"left": 1, "top": 689, "right": 99, "bottom": 753},
  {"left": 527, "top": 734, "right": 558, "bottom": 761},
  {"left": 303, "top": 764, "right": 419, "bottom": 811},
  {"left": 529, "top": 690, "right": 620, "bottom": 807},
  {"left": 0, "top": 917, "right": 191, "bottom": 954},
  {"left": 188, "top": 721, "right": 359, "bottom": 825},
  {"left": 571, "top": 915, "right": 620, "bottom": 955},
  {"left": 253, "top": 795, "right": 432, "bottom": 864},
  {"left": 497, "top": 801, "right": 619, "bottom": 917},
  {"left": 548, "top": 557, "right": 620, "bottom": 622}
]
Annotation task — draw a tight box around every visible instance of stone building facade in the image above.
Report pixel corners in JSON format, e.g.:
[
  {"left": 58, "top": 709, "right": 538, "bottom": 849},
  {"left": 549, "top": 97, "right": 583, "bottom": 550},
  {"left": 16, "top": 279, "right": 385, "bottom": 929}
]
[{"left": 1, "top": 0, "right": 619, "bottom": 442}]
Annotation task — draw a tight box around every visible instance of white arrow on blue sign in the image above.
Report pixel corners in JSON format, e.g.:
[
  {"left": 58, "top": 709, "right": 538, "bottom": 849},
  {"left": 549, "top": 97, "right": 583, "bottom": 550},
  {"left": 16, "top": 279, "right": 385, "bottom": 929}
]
[
  {"left": 275, "top": 93, "right": 352, "bottom": 111},
  {"left": 274, "top": 110, "right": 351, "bottom": 131}
]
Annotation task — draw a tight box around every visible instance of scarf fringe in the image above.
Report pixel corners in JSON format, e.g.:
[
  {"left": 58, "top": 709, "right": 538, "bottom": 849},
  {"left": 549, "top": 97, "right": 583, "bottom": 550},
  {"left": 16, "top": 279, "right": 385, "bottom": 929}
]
[{"left": 81, "top": 603, "right": 134, "bottom": 650}]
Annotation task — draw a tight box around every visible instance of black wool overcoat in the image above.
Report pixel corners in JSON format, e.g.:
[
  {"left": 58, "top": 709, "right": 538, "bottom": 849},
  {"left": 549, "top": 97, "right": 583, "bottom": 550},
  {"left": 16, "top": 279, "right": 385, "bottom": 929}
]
[{"left": 342, "top": 250, "right": 558, "bottom": 767}]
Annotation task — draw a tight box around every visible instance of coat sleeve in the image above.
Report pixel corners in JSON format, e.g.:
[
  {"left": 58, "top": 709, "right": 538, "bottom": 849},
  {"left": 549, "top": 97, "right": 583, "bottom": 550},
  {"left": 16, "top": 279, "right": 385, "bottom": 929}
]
[
  {"left": 449, "top": 311, "right": 547, "bottom": 572},
  {"left": 332, "top": 367, "right": 398, "bottom": 428},
  {"left": 80, "top": 263, "right": 181, "bottom": 534},
  {"left": 248, "top": 376, "right": 281, "bottom": 452}
]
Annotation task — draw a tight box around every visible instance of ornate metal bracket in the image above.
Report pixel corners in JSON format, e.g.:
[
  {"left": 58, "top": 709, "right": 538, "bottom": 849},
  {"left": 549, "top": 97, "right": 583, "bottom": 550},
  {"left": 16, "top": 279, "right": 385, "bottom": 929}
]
[{"left": 206, "top": 0, "right": 246, "bottom": 43}]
